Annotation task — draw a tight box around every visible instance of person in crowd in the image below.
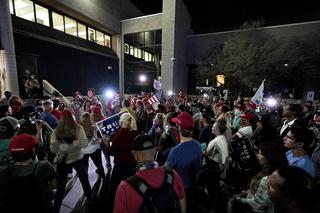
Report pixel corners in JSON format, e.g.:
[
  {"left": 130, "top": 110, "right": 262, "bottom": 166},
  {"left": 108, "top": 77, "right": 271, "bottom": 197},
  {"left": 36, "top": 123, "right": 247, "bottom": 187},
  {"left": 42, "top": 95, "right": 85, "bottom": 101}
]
[
  {"left": 165, "top": 98, "right": 176, "bottom": 113},
  {"left": 9, "top": 95, "right": 24, "bottom": 120},
  {"left": 206, "top": 118, "right": 229, "bottom": 178},
  {"left": 121, "top": 99, "right": 137, "bottom": 120},
  {"left": 0, "top": 116, "right": 20, "bottom": 164},
  {"left": 51, "top": 99, "right": 62, "bottom": 120},
  {"left": 232, "top": 113, "right": 254, "bottom": 140},
  {"left": 0, "top": 104, "right": 11, "bottom": 118},
  {"left": 199, "top": 111, "right": 214, "bottom": 147},
  {"left": 41, "top": 100, "right": 58, "bottom": 129},
  {"left": 24, "top": 74, "right": 40, "bottom": 98},
  {"left": 83, "top": 100, "right": 92, "bottom": 113},
  {"left": 311, "top": 125, "right": 320, "bottom": 181},
  {"left": 135, "top": 99, "right": 147, "bottom": 133},
  {"left": 166, "top": 111, "right": 202, "bottom": 212},
  {"left": 148, "top": 112, "right": 165, "bottom": 145},
  {"left": 50, "top": 109, "right": 92, "bottom": 212},
  {"left": 283, "top": 126, "right": 316, "bottom": 178},
  {"left": 86, "top": 88, "right": 97, "bottom": 104},
  {"left": 79, "top": 112, "right": 105, "bottom": 179},
  {"left": 102, "top": 112, "right": 138, "bottom": 207},
  {"left": 231, "top": 99, "right": 245, "bottom": 132},
  {"left": 19, "top": 105, "right": 53, "bottom": 161},
  {"left": 268, "top": 166, "right": 320, "bottom": 213},
  {"left": 233, "top": 143, "right": 288, "bottom": 213},
  {"left": 0, "top": 133, "right": 56, "bottom": 213},
  {"left": 90, "top": 106, "right": 111, "bottom": 170},
  {"left": 70, "top": 91, "right": 84, "bottom": 122},
  {"left": 113, "top": 134, "right": 186, "bottom": 213},
  {"left": 279, "top": 104, "right": 302, "bottom": 140},
  {"left": 157, "top": 112, "right": 180, "bottom": 165},
  {"left": 0, "top": 91, "right": 12, "bottom": 105}
]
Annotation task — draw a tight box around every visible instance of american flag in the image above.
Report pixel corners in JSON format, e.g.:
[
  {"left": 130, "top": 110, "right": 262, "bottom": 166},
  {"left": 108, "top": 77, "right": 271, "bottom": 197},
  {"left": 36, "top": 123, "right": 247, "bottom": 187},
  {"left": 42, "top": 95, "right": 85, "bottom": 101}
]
[{"left": 147, "top": 90, "right": 163, "bottom": 105}]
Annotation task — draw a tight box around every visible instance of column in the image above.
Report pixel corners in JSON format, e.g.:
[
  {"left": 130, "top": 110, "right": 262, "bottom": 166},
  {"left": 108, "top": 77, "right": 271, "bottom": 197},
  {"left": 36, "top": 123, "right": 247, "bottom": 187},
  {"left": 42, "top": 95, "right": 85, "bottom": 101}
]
[{"left": 0, "top": 0, "right": 19, "bottom": 96}]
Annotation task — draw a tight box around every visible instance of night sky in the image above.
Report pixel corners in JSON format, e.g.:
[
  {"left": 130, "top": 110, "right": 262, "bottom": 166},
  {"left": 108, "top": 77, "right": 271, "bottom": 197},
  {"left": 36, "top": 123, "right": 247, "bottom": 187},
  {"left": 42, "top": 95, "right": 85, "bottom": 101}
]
[{"left": 129, "top": 0, "right": 320, "bottom": 33}]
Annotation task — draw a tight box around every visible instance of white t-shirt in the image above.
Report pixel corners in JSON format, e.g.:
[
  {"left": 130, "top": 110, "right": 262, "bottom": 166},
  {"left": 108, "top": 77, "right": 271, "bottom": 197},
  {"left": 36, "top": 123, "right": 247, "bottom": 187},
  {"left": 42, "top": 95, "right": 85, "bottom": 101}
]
[{"left": 206, "top": 135, "right": 229, "bottom": 164}]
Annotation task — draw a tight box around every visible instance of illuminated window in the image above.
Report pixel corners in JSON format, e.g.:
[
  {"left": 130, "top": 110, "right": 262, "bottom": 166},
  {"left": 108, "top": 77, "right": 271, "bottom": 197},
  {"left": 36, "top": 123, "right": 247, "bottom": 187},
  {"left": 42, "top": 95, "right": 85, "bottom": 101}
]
[
  {"left": 88, "top": 27, "right": 96, "bottom": 42},
  {"left": 14, "top": 0, "right": 34, "bottom": 22},
  {"left": 65, "top": 16, "right": 77, "bottom": 36},
  {"left": 96, "top": 30, "right": 104, "bottom": 46},
  {"left": 9, "top": 0, "right": 14, "bottom": 14},
  {"left": 52, "top": 12, "right": 64, "bottom": 32},
  {"left": 144, "top": 51, "right": 149, "bottom": 61},
  {"left": 130, "top": 46, "right": 134, "bottom": 55},
  {"left": 77, "top": 22, "right": 86, "bottom": 39},
  {"left": 35, "top": 4, "right": 49, "bottom": 26},
  {"left": 136, "top": 48, "right": 142, "bottom": 58},
  {"left": 105, "top": 34, "right": 111, "bottom": 47},
  {"left": 124, "top": 43, "right": 129, "bottom": 54}
]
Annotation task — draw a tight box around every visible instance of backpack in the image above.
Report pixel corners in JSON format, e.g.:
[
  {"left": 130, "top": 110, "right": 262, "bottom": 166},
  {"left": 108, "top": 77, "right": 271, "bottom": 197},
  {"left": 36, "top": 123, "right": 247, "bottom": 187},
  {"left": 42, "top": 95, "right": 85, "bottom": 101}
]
[
  {"left": 126, "top": 169, "right": 181, "bottom": 213},
  {"left": 4, "top": 163, "right": 50, "bottom": 213}
]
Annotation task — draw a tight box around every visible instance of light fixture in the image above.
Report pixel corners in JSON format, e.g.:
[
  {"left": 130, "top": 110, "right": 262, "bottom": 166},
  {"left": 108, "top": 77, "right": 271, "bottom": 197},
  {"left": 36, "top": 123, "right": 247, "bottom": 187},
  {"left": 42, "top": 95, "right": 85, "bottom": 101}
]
[{"left": 139, "top": 74, "right": 147, "bottom": 83}]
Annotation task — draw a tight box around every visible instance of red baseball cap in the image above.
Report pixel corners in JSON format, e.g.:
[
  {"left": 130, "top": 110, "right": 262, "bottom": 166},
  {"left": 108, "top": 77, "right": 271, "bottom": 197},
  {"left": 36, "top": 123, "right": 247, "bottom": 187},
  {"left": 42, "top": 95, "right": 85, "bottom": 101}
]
[
  {"left": 172, "top": 112, "right": 194, "bottom": 130},
  {"left": 9, "top": 133, "right": 36, "bottom": 156}
]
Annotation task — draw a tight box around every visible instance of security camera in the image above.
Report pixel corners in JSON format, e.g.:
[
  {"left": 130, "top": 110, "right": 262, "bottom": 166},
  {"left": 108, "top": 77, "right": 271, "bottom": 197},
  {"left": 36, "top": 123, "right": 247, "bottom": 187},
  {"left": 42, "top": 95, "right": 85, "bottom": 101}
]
[{"left": 170, "top": 57, "right": 175, "bottom": 61}]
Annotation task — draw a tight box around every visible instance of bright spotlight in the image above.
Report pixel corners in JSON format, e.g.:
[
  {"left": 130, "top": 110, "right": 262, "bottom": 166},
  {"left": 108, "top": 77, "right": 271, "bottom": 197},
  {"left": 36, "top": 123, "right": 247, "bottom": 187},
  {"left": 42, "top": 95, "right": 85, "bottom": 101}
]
[
  {"left": 203, "top": 93, "right": 209, "bottom": 98},
  {"left": 167, "top": 90, "right": 173, "bottom": 96},
  {"left": 266, "top": 97, "right": 277, "bottom": 107},
  {"left": 105, "top": 90, "right": 115, "bottom": 99},
  {"left": 139, "top": 74, "right": 147, "bottom": 83}
]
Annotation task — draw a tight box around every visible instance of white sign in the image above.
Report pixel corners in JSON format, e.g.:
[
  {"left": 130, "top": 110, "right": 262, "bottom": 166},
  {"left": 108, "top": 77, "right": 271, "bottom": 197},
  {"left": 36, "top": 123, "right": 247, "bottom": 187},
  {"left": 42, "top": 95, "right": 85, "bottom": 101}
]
[
  {"left": 307, "top": 91, "right": 315, "bottom": 101},
  {"left": 153, "top": 79, "right": 162, "bottom": 90}
]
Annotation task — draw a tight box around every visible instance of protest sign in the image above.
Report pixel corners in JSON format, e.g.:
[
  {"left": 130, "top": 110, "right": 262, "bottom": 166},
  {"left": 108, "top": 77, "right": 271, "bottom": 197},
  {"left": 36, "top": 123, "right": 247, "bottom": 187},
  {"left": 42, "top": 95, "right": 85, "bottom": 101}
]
[{"left": 96, "top": 111, "right": 127, "bottom": 136}]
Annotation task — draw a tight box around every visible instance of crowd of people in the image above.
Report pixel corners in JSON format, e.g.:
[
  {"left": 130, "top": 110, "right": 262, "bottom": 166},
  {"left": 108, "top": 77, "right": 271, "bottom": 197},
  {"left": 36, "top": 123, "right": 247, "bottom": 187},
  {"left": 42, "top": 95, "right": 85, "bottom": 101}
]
[{"left": 0, "top": 88, "right": 320, "bottom": 213}]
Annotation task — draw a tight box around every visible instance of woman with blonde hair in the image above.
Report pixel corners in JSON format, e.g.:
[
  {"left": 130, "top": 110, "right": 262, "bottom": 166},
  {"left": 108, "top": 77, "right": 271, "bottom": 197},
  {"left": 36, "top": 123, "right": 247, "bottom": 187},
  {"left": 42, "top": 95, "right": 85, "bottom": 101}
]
[
  {"left": 80, "top": 112, "right": 105, "bottom": 179},
  {"left": 103, "top": 112, "right": 138, "bottom": 206},
  {"left": 50, "top": 109, "right": 92, "bottom": 212}
]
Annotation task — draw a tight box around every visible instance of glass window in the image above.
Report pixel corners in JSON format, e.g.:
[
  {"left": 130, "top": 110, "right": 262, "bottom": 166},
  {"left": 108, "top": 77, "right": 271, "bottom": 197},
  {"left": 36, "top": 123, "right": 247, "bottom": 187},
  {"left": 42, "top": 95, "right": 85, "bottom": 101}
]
[
  {"left": 88, "top": 27, "right": 96, "bottom": 42},
  {"left": 9, "top": 0, "right": 14, "bottom": 14},
  {"left": 137, "top": 48, "right": 142, "bottom": 58},
  {"left": 52, "top": 12, "right": 64, "bottom": 32},
  {"left": 130, "top": 47, "right": 135, "bottom": 56},
  {"left": 144, "top": 51, "right": 149, "bottom": 61},
  {"left": 124, "top": 43, "right": 129, "bottom": 54},
  {"left": 14, "top": 0, "right": 35, "bottom": 22},
  {"left": 35, "top": 4, "right": 49, "bottom": 26},
  {"left": 96, "top": 30, "right": 104, "bottom": 46},
  {"left": 77, "top": 22, "right": 86, "bottom": 39},
  {"left": 65, "top": 16, "right": 77, "bottom": 36},
  {"left": 105, "top": 34, "right": 111, "bottom": 47}
]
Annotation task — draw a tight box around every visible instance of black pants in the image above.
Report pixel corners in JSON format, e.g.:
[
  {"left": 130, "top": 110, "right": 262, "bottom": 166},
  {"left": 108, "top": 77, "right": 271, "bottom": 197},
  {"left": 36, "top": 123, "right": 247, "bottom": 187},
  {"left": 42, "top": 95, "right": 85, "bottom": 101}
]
[
  {"left": 54, "top": 158, "right": 92, "bottom": 213},
  {"left": 83, "top": 149, "right": 105, "bottom": 178},
  {"left": 109, "top": 164, "right": 135, "bottom": 208}
]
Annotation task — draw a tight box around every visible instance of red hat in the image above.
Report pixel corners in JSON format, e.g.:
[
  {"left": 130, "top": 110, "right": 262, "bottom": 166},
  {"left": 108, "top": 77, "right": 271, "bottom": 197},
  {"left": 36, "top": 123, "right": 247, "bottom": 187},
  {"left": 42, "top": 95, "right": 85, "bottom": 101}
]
[
  {"left": 240, "top": 113, "right": 255, "bottom": 120},
  {"left": 172, "top": 112, "right": 194, "bottom": 130},
  {"left": 92, "top": 106, "right": 101, "bottom": 114},
  {"left": 9, "top": 133, "right": 36, "bottom": 156}
]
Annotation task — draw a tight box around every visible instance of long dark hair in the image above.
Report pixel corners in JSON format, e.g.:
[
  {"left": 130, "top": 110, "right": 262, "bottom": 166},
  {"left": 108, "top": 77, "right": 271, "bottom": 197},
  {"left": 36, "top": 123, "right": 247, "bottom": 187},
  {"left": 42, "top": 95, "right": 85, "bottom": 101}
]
[{"left": 249, "top": 143, "right": 288, "bottom": 193}]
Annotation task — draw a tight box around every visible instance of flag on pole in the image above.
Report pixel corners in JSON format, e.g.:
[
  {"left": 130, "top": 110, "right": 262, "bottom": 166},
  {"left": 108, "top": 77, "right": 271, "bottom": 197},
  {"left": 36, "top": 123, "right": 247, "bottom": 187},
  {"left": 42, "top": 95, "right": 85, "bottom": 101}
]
[
  {"left": 147, "top": 90, "right": 163, "bottom": 106},
  {"left": 251, "top": 79, "right": 265, "bottom": 105}
]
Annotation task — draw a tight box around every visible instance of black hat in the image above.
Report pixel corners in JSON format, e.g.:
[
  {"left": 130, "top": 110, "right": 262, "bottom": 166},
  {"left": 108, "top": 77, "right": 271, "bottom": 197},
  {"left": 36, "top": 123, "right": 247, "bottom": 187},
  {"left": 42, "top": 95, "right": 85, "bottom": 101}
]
[{"left": 132, "top": 134, "right": 154, "bottom": 151}]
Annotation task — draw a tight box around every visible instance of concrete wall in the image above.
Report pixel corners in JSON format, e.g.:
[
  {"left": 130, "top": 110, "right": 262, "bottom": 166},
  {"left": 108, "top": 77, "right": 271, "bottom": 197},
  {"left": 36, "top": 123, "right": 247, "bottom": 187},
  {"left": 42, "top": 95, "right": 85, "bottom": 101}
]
[
  {"left": 162, "top": 0, "right": 191, "bottom": 94},
  {"left": 187, "top": 21, "right": 320, "bottom": 65}
]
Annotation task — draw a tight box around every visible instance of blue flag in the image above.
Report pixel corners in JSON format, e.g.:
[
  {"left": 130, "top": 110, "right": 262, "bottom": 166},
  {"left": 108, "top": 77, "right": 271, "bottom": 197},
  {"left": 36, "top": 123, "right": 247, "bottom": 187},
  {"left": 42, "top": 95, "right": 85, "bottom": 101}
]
[{"left": 96, "top": 111, "right": 127, "bottom": 136}]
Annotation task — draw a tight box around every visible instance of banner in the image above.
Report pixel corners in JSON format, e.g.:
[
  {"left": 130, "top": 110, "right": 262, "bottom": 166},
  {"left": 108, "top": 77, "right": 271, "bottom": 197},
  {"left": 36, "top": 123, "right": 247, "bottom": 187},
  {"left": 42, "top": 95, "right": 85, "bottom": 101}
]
[
  {"left": 153, "top": 79, "right": 162, "bottom": 90},
  {"left": 96, "top": 111, "right": 126, "bottom": 136}
]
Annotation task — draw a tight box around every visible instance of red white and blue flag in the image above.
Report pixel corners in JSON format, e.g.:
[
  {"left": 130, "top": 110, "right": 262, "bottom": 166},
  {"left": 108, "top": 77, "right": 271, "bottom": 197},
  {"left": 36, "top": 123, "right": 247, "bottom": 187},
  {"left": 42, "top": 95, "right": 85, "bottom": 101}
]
[
  {"left": 252, "top": 79, "right": 265, "bottom": 105},
  {"left": 147, "top": 90, "right": 163, "bottom": 106}
]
